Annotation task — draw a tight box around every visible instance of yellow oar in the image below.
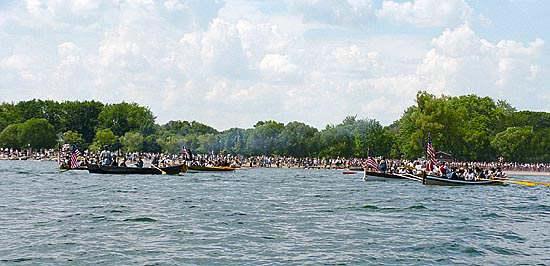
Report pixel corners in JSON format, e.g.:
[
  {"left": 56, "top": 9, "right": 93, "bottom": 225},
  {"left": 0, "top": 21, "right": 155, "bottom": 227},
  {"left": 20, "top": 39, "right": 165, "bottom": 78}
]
[
  {"left": 483, "top": 177, "right": 549, "bottom": 187},
  {"left": 534, "top": 181, "right": 550, "bottom": 186},
  {"left": 151, "top": 164, "right": 166, "bottom": 174},
  {"left": 506, "top": 178, "right": 550, "bottom": 187},
  {"left": 510, "top": 180, "right": 537, "bottom": 187}
]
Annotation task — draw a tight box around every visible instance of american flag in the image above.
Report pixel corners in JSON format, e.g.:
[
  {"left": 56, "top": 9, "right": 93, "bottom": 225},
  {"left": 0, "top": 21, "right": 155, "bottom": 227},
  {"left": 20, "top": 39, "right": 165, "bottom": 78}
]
[
  {"left": 57, "top": 143, "right": 61, "bottom": 165},
  {"left": 426, "top": 134, "right": 437, "bottom": 171},
  {"left": 70, "top": 145, "right": 81, "bottom": 169},
  {"left": 366, "top": 148, "right": 378, "bottom": 169}
]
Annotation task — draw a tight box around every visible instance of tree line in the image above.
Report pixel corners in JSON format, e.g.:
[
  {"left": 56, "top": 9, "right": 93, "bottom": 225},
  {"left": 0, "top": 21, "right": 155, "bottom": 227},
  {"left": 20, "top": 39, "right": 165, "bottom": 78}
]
[{"left": 1, "top": 91, "right": 549, "bottom": 163}]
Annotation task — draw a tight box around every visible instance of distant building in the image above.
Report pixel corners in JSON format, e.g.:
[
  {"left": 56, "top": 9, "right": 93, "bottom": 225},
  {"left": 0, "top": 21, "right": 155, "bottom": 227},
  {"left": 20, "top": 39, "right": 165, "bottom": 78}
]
[{"left": 436, "top": 151, "right": 453, "bottom": 162}]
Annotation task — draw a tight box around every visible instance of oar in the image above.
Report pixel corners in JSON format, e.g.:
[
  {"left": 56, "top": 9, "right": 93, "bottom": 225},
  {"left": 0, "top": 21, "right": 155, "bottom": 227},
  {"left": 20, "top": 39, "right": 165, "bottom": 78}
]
[
  {"left": 151, "top": 164, "right": 166, "bottom": 175},
  {"left": 512, "top": 179, "right": 550, "bottom": 186},
  {"left": 343, "top": 171, "right": 359, "bottom": 175},
  {"left": 510, "top": 180, "right": 537, "bottom": 187},
  {"left": 534, "top": 181, "right": 550, "bottom": 187},
  {"left": 481, "top": 178, "right": 549, "bottom": 187}
]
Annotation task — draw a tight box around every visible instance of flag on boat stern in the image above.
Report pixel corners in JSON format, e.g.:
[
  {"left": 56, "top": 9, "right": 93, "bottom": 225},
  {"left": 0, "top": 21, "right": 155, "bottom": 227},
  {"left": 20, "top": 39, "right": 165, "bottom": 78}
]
[
  {"left": 57, "top": 143, "right": 61, "bottom": 165},
  {"left": 70, "top": 143, "right": 81, "bottom": 169},
  {"left": 426, "top": 134, "right": 437, "bottom": 171},
  {"left": 366, "top": 148, "right": 378, "bottom": 169}
]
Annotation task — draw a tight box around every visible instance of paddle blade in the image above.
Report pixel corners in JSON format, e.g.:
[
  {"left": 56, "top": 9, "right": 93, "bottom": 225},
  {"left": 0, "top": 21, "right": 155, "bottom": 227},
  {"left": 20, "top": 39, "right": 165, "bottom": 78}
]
[{"left": 512, "top": 181, "right": 536, "bottom": 187}]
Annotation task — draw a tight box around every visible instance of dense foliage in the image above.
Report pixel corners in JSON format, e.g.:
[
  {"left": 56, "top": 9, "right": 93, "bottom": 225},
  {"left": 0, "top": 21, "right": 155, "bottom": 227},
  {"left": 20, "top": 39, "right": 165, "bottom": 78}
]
[
  {"left": 1, "top": 92, "right": 549, "bottom": 162},
  {"left": 392, "top": 91, "right": 550, "bottom": 162}
]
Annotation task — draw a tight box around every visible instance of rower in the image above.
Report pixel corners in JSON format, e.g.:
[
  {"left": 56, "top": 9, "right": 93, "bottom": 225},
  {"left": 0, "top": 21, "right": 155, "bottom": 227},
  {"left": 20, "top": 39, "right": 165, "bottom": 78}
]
[
  {"left": 439, "top": 162, "right": 451, "bottom": 178},
  {"left": 99, "top": 145, "right": 112, "bottom": 165},
  {"left": 378, "top": 157, "right": 387, "bottom": 174}
]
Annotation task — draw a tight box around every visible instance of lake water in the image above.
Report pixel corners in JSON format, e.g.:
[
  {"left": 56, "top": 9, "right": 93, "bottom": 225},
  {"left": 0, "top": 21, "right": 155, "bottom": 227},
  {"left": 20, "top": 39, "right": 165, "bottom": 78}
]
[{"left": 1, "top": 160, "right": 549, "bottom": 265}]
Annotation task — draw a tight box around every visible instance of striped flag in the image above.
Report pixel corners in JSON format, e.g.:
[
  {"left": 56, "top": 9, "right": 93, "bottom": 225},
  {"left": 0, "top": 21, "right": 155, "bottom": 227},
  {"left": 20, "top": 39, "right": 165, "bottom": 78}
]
[
  {"left": 426, "top": 134, "right": 436, "bottom": 171},
  {"left": 70, "top": 144, "right": 81, "bottom": 169},
  {"left": 366, "top": 148, "right": 378, "bottom": 169},
  {"left": 57, "top": 143, "right": 61, "bottom": 165}
]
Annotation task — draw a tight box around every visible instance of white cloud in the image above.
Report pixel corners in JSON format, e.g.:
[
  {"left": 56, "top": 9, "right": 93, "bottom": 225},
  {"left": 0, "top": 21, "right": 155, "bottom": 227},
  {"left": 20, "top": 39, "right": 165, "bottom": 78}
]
[
  {"left": 1, "top": 1, "right": 549, "bottom": 130},
  {"left": 332, "top": 45, "right": 381, "bottom": 76},
  {"left": 376, "top": 0, "right": 473, "bottom": 27},
  {"left": 200, "top": 18, "right": 251, "bottom": 78},
  {"left": 287, "top": 0, "right": 374, "bottom": 26},
  {"left": 259, "top": 54, "right": 300, "bottom": 81},
  {"left": 417, "top": 24, "right": 545, "bottom": 105},
  {"left": 24, "top": 0, "right": 108, "bottom": 25},
  {"left": 1, "top": 54, "right": 34, "bottom": 70},
  {"left": 237, "top": 20, "right": 290, "bottom": 59}
]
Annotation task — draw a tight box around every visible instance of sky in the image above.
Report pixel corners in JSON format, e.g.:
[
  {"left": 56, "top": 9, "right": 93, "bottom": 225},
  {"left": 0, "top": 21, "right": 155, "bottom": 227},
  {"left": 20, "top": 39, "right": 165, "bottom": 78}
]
[{"left": 1, "top": 0, "right": 549, "bottom": 130}]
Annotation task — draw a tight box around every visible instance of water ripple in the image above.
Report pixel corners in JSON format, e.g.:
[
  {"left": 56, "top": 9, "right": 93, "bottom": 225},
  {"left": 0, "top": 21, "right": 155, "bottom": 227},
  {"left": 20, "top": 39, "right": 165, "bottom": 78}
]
[{"left": 0, "top": 161, "right": 548, "bottom": 265}]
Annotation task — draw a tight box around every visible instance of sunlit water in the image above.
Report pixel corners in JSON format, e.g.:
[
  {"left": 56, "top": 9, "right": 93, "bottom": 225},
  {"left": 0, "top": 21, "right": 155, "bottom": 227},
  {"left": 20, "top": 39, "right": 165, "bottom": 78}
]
[{"left": 1, "top": 160, "right": 548, "bottom": 265}]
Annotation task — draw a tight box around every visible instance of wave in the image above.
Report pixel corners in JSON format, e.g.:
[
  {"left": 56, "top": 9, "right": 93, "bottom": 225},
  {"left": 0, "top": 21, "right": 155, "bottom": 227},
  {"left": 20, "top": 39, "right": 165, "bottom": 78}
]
[
  {"left": 359, "top": 204, "right": 428, "bottom": 212},
  {"left": 123, "top": 217, "right": 157, "bottom": 222}
]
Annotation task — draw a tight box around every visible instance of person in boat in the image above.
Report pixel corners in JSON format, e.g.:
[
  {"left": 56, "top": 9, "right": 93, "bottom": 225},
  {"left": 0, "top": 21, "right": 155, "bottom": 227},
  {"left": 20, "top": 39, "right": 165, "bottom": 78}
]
[
  {"left": 119, "top": 157, "right": 127, "bottom": 167},
  {"left": 135, "top": 156, "right": 144, "bottom": 168},
  {"left": 439, "top": 162, "right": 451, "bottom": 178},
  {"left": 456, "top": 167, "right": 465, "bottom": 180},
  {"left": 110, "top": 155, "right": 118, "bottom": 166},
  {"left": 450, "top": 167, "right": 460, "bottom": 180},
  {"left": 465, "top": 168, "right": 476, "bottom": 181},
  {"left": 495, "top": 167, "right": 506, "bottom": 178},
  {"left": 151, "top": 155, "right": 159, "bottom": 167},
  {"left": 378, "top": 157, "right": 387, "bottom": 174},
  {"left": 99, "top": 145, "right": 112, "bottom": 165},
  {"left": 475, "top": 167, "right": 486, "bottom": 180}
]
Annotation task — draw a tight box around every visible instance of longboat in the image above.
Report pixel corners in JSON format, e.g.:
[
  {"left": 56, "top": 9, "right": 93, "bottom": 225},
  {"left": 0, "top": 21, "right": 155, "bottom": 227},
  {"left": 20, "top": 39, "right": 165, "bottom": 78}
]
[
  {"left": 87, "top": 164, "right": 185, "bottom": 175},
  {"left": 363, "top": 170, "right": 407, "bottom": 181},
  {"left": 422, "top": 175, "right": 504, "bottom": 186},
  {"left": 187, "top": 165, "right": 236, "bottom": 173}
]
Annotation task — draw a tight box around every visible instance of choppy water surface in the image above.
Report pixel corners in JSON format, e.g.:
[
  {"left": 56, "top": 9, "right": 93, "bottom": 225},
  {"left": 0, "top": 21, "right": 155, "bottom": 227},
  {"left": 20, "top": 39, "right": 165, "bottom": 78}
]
[{"left": 1, "top": 160, "right": 549, "bottom": 265}]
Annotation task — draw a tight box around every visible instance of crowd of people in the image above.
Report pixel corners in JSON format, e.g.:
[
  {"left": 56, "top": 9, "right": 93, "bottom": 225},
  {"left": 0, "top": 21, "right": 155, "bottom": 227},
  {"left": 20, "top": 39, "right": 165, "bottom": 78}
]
[{"left": 1, "top": 147, "right": 550, "bottom": 173}]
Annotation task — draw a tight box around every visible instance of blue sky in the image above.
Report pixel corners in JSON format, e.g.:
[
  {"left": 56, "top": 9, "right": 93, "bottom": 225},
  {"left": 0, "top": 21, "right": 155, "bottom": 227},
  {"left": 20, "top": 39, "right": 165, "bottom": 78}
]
[{"left": 1, "top": 0, "right": 549, "bottom": 130}]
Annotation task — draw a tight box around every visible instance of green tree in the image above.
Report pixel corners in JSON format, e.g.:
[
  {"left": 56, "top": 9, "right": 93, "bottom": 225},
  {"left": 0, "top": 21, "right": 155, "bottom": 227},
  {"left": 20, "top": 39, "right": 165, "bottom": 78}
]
[
  {"left": 279, "top": 121, "right": 318, "bottom": 157},
  {"left": 162, "top": 120, "right": 192, "bottom": 135},
  {"left": 247, "top": 121, "right": 285, "bottom": 155},
  {"left": 94, "top": 128, "right": 117, "bottom": 147},
  {"left": 62, "top": 130, "right": 84, "bottom": 147},
  {"left": 189, "top": 121, "right": 218, "bottom": 135},
  {"left": 0, "top": 103, "right": 21, "bottom": 132},
  {"left": 491, "top": 127, "right": 534, "bottom": 162},
  {"left": 97, "top": 102, "right": 156, "bottom": 136},
  {"left": 196, "top": 134, "right": 219, "bottom": 154},
  {"left": 15, "top": 100, "right": 64, "bottom": 132},
  {"left": 60, "top": 101, "right": 104, "bottom": 145},
  {"left": 351, "top": 118, "right": 392, "bottom": 158},
  {"left": 219, "top": 128, "right": 248, "bottom": 155},
  {"left": 19, "top": 118, "right": 57, "bottom": 149},
  {"left": 119, "top": 131, "right": 144, "bottom": 152},
  {"left": 316, "top": 116, "right": 392, "bottom": 158},
  {"left": 157, "top": 134, "right": 187, "bottom": 154},
  {"left": 510, "top": 111, "right": 550, "bottom": 130},
  {"left": 394, "top": 91, "right": 507, "bottom": 161},
  {"left": 0, "top": 123, "right": 22, "bottom": 148},
  {"left": 143, "top": 135, "right": 162, "bottom": 153},
  {"left": 317, "top": 123, "right": 353, "bottom": 157}
]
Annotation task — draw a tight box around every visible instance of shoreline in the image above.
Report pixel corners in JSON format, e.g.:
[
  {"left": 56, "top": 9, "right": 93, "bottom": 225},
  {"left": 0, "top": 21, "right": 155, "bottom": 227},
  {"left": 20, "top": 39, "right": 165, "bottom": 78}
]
[
  {"left": 505, "top": 170, "right": 550, "bottom": 177},
  {"left": 2, "top": 158, "right": 550, "bottom": 177}
]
